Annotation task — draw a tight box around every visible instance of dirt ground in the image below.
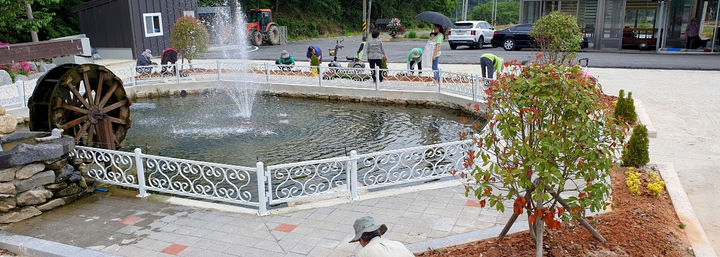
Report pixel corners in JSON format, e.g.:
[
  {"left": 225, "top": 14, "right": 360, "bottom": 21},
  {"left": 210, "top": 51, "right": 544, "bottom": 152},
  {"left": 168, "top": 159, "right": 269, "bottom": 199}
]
[{"left": 417, "top": 166, "right": 693, "bottom": 257}]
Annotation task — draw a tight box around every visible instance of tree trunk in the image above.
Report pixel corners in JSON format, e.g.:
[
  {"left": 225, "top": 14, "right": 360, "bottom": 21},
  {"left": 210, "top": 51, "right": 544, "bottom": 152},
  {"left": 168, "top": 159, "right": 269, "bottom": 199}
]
[
  {"left": 535, "top": 218, "right": 544, "bottom": 257},
  {"left": 24, "top": 0, "right": 38, "bottom": 42},
  {"left": 546, "top": 186, "right": 607, "bottom": 242},
  {"left": 497, "top": 213, "right": 519, "bottom": 242}
]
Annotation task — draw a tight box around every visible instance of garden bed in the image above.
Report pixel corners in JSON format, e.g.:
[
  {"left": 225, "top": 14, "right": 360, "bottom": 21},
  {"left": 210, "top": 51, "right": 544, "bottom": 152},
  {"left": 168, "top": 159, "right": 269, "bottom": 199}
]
[{"left": 417, "top": 166, "right": 692, "bottom": 257}]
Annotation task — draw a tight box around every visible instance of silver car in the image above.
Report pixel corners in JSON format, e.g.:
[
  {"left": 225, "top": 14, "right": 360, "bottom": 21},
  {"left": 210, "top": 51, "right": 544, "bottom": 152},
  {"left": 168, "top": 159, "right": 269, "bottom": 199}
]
[{"left": 448, "top": 20, "right": 495, "bottom": 50}]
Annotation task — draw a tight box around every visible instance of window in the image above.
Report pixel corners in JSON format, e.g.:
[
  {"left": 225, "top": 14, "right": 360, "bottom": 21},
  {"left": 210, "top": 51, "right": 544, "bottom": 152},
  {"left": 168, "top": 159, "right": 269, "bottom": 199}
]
[
  {"left": 454, "top": 22, "right": 474, "bottom": 29},
  {"left": 183, "top": 10, "right": 195, "bottom": 17},
  {"left": 143, "top": 13, "right": 163, "bottom": 37}
]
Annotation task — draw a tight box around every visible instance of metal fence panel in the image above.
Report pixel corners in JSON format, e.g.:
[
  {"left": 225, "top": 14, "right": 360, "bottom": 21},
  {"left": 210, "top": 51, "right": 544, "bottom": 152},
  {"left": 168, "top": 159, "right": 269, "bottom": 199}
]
[{"left": 266, "top": 156, "right": 352, "bottom": 204}]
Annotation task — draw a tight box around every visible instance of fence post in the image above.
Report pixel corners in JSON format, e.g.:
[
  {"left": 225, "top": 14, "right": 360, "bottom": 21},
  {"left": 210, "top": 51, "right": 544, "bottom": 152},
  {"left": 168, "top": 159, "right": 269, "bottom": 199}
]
[
  {"left": 130, "top": 64, "right": 136, "bottom": 86},
  {"left": 217, "top": 60, "right": 222, "bottom": 81},
  {"left": 438, "top": 69, "right": 443, "bottom": 93},
  {"left": 265, "top": 62, "right": 270, "bottom": 83},
  {"left": 348, "top": 150, "right": 359, "bottom": 200},
  {"left": 318, "top": 66, "right": 323, "bottom": 87},
  {"left": 175, "top": 63, "right": 180, "bottom": 84},
  {"left": 472, "top": 74, "right": 478, "bottom": 102},
  {"left": 374, "top": 66, "right": 380, "bottom": 90},
  {"left": 256, "top": 162, "right": 269, "bottom": 216},
  {"left": 134, "top": 148, "right": 149, "bottom": 198}
]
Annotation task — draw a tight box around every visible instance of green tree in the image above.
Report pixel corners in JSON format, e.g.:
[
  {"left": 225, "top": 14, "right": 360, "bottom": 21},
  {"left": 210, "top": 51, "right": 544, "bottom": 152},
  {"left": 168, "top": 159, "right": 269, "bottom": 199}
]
[
  {"left": 470, "top": 1, "right": 519, "bottom": 25},
  {"left": 530, "top": 12, "right": 583, "bottom": 64},
  {"left": 170, "top": 16, "right": 210, "bottom": 63},
  {"left": 0, "top": 0, "right": 60, "bottom": 43},
  {"left": 621, "top": 125, "right": 649, "bottom": 167},
  {"left": 465, "top": 60, "right": 623, "bottom": 256}
]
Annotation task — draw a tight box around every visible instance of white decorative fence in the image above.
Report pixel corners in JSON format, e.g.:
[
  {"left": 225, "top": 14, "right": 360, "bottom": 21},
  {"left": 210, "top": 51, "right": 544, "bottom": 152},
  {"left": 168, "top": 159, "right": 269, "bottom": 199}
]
[{"left": 71, "top": 139, "right": 475, "bottom": 216}]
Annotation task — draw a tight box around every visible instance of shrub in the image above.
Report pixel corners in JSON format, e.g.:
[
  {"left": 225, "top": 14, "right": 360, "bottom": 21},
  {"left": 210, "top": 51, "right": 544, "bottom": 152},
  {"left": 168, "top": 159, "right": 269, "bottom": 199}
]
[
  {"left": 529, "top": 12, "right": 584, "bottom": 64},
  {"left": 170, "top": 16, "right": 209, "bottom": 63},
  {"left": 613, "top": 89, "right": 638, "bottom": 124},
  {"left": 310, "top": 54, "right": 320, "bottom": 75},
  {"left": 408, "top": 31, "right": 417, "bottom": 38},
  {"left": 621, "top": 125, "right": 650, "bottom": 167},
  {"left": 465, "top": 60, "right": 624, "bottom": 255},
  {"left": 420, "top": 34, "right": 429, "bottom": 39},
  {"left": 647, "top": 171, "right": 665, "bottom": 196},
  {"left": 387, "top": 18, "right": 406, "bottom": 38},
  {"left": 626, "top": 167, "right": 642, "bottom": 196}
]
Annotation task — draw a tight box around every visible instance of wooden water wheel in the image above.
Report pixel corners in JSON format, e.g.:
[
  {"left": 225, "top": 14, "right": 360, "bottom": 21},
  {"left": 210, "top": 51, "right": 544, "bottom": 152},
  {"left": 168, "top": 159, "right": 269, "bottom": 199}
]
[{"left": 28, "top": 64, "right": 131, "bottom": 150}]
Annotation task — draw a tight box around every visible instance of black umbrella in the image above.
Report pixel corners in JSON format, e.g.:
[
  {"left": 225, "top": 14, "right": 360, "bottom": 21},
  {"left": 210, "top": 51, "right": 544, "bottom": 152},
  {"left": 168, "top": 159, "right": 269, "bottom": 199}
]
[{"left": 415, "top": 11, "right": 455, "bottom": 28}]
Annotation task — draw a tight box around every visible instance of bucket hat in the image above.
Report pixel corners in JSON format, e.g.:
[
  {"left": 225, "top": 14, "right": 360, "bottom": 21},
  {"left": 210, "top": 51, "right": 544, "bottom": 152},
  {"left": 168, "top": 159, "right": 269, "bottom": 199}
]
[
  {"left": 411, "top": 49, "right": 421, "bottom": 58},
  {"left": 281, "top": 50, "right": 290, "bottom": 59},
  {"left": 349, "top": 216, "right": 387, "bottom": 243}
]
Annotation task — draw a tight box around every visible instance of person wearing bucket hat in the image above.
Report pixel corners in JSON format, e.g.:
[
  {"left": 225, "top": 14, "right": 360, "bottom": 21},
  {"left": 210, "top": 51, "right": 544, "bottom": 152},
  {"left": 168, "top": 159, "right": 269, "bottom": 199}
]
[
  {"left": 350, "top": 216, "right": 414, "bottom": 257},
  {"left": 275, "top": 50, "right": 295, "bottom": 71},
  {"left": 407, "top": 48, "right": 423, "bottom": 75}
]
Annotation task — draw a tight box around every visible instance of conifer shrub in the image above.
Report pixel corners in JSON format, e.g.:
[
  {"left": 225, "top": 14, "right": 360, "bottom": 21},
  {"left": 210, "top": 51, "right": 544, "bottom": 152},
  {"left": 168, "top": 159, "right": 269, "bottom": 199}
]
[{"left": 621, "top": 125, "right": 649, "bottom": 167}]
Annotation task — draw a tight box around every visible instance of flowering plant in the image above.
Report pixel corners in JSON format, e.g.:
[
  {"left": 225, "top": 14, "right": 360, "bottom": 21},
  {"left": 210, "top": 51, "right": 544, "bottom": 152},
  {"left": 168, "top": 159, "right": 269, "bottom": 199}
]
[{"left": 387, "top": 18, "right": 405, "bottom": 38}]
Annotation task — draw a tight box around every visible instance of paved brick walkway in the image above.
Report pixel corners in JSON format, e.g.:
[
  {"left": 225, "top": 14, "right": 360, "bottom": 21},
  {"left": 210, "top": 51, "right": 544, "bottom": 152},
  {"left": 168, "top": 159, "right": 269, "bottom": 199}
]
[{"left": 4, "top": 184, "right": 519, "bottom": 257}]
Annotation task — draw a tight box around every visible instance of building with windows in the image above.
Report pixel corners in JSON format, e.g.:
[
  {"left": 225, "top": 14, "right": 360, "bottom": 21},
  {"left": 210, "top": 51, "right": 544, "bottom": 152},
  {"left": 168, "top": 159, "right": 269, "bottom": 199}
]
[
  {"left": 519, "top": 0, "right": 720, "bottom": 51},
  {"left": 73, "top": 0, "right": 198, "bottom": 59}
]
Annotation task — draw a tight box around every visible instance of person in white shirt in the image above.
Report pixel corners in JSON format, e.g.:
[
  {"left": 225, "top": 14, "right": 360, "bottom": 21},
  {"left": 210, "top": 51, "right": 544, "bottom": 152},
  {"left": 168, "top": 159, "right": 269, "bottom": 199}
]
[{"left": 349, "top": 216, "right": 414, "bottom": 257}]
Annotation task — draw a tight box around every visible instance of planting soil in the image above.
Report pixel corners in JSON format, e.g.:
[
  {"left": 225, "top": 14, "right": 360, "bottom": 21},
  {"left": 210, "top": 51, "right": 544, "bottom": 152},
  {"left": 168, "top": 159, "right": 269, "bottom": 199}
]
[{"left": 417, "top": 166, "right": 692, "bottom": 257}]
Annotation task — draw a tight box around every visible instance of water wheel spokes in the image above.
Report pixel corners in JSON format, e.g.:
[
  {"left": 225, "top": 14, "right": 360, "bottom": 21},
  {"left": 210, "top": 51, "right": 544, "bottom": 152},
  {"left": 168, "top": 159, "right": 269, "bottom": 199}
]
[{"left": 48, "top": 65, "right": 131, "bottom": 150}]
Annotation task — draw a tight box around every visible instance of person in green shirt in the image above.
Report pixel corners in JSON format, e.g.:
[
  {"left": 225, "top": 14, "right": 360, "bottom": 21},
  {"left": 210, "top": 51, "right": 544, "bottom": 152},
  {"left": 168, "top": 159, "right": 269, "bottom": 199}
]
[
  {"left": 407, "top": 48, "right": 423, "bottom": 74},
  {"left": 480, "top": 53, "right": 503, "bottom": 80},
  {"left": 275, "top": 50, "right": 295, "bottom": 71},
  {"left": 431, "top": 25, "right": 446, "bottom": 84}
]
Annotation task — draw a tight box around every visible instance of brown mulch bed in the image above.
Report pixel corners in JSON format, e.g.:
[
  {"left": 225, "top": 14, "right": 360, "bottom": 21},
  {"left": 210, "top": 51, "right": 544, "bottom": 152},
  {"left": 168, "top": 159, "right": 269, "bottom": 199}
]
[{"left": 417, "top": 167, "right": 692, "bottom": 257}]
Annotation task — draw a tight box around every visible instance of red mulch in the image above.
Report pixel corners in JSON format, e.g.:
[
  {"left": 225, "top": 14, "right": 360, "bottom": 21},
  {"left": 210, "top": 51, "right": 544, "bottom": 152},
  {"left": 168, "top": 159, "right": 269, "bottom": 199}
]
[{"left": 417, "top": 167, "right": 692, "bottom": 257}]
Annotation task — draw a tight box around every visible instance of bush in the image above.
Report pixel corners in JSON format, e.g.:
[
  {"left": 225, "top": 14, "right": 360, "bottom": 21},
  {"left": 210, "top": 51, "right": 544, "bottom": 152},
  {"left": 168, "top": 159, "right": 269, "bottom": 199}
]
[
  {"left": 626, "top": 167, "right": 642, "bottom": 196},
  {"left": 408, "top": 31, "right": 417, "bottom": 38},
  {"left": 170, "top": 16, "right": 209, "bottom": 63},
  {"left": 613, "top": 89, "right": 638, "bottom": 124},
  {"left": 310, "top": 54, "right": 320, "bottom": 75},
  {"left": 647, "top": 171, "right": 665, "bottom": 196},
  {"left": 420, "top": 34, "right": 429, "bottom": 39},
  {"left": 622, "top": 124, "right": 650, "bottom": 167},
  {"left": 466, "top": 61, "right": 624, "bottom": 255},
  {"left": 529, "top": 12, "right": 583, "bottom": 64},
  {"left": 387, "top": 18, "right": 406, "bottom": 38}
]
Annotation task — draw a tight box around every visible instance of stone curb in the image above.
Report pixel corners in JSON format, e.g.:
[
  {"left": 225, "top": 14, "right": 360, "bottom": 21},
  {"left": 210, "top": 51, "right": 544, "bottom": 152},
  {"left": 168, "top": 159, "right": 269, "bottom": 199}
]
[
  {"left": 406, "top": 222, "right": 527, "bottom": 253},
  {"left": 634, "top": 99, "right": 657, "bottom": 138},
  {"left": 654, "top": 162, "right": 718, "bottom": 257},
  {"left": 0, "top": 231, "right": 119, "bottom": 257}
]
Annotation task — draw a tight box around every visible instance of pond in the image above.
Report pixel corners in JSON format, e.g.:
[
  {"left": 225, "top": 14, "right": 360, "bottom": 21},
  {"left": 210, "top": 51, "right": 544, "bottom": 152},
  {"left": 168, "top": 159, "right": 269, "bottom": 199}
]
[{"left": 123, "top": 92, "right": 479, "bottom": 167}]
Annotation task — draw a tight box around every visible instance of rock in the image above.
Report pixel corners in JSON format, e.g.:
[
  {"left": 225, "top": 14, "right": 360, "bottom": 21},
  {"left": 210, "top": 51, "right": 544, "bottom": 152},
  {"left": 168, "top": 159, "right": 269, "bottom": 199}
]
[
  {"left": 14, "top": 75, "right": 28, "bottom": 82},
  {"left": 17, "top": 188, "right": 52, "bottom": 206},
  {"left": 56, "top": 164, "right": 75, "bottom": 182},
  {"left": 14, "top": 171, "right": 55, "bottom": 193},
  {"left": 71, "top": 158, "right": 84, "bottom": 166},
  {"left": 69, "top": 173, "right": 82, "bottom": 183},
  {"left": 39, "top": 63, "right": 56, "bottom": 73},
  {"left": 28, "top": 63, "right": 37, "bottom": 72},
  {"left": 0, "top": 197, "right": 15, "bottom": 212},
  {"left": 84, "top": 177, "right": 95, "bottom": 187},
  {"left": 0, "top": 114, "right": 17, "bottom": 134},
  {"left": 0, "top": 70, "right": 11, "bottom": 85},
  {"left": 56, "top": 183, "right": 81, "bottom": 197},
  {"left": 76, "top": 164, "right": 88, "bottom": 175},
  {"left": 37, "top": 198, "right": 65, "bottom": 211},
  {"left": 0, "top": 167, "right": 18, "bottom": 182},
  {"left": 0, "top": 182, "right": 15, "bottom": 194},
  {"left": 15, "top": 163, "right": 46, "bottom": 180},
  {"left": 78, "top": 177, "right": 88, "bottom": 189},
  {"left": 0, "top": 136, "right": 74, "bottom": 169},
  {"left": 0, "top": 105, "right": 5, "bottom": 116},
  {"left": 44, "top": 182, "right": 67, "bottom": 191},
  {"left": 45, "top": 158, "right": 67, "bottom": 170},
  {"left": 0, "top": 207, "right": 41, "bottom": 223}
]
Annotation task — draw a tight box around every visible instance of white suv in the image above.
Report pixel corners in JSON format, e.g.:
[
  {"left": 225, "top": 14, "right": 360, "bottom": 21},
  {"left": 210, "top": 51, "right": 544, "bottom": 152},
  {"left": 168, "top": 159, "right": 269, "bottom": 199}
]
[{"left": 448, "top": 21, "right": 495, "bottom": 50}]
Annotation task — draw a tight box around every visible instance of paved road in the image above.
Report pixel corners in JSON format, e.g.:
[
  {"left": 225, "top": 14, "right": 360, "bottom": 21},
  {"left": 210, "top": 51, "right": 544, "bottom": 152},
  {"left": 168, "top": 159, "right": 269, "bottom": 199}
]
[{"left": 203, "top": 36, "right": 720, "bottom": 70}]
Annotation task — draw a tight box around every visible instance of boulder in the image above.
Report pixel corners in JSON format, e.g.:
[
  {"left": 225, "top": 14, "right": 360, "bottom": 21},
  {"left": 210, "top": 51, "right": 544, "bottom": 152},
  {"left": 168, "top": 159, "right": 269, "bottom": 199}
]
[
  {"left": 28, "top": 63, "right": 37, "bottom": 72},
  {"left": 0, "top": 70, "right": 11, "bottom": 85},
  {"left": 0, "top": 114, "right": 17, "bottom": 135},
  {"left": 14, "top": 75, "right": 28, "bottom": 82},
  {"left": 0, "top": 182, "right": 15, "bottom": 194},
  {"left": 0, "top": 207, "right": 41, "bottom": 223},
  {"left": 56, "top": 183, "right": 81, "bottom": 197},
  {"left": 0, "top": 197, "right": 15, "bottom": 212},
  {"left": 0, "top": 105, "right": 5, "bottom": 116},
  {"left": 45, "top": 158, "right": 67, "bottom": 170},
  {"left": 15, "top": 163, "right": 46, "bottom": 180},
  {"left": 69, "top": 173, "right": 82, "bottom": 183},
  {"left": 44, "top": 182, "right": 67, "bottom": 191},
  {"left": 17, "top": 188, "right": 52, "bottom": 206},
  {"left": 39, "top": 63, "right": 56, "bottom": 73},
  {"left": 0, "top": 136, "right": 74, "bottom": 169},
  {"left": 14, "top": 171, "right": 55, "bottom": 193},
  {"left": 0, "top": 167, "right": 18, "bottom": 182},
  {"left": 37, "top": 198, "right": 65, "bottom": 211},
  {"left": 56, "top": 164, "right": 75, "bottom": 182}
]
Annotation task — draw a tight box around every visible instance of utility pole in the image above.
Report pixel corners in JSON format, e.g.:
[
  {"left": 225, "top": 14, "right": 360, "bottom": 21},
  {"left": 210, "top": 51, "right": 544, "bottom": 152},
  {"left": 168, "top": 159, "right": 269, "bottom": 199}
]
[
  {"left": 24, "top": 0, "right": 38, "bottom": 42},
  {"left": 362, "top": 0, "right": 367, "bottom": 39},
  {"left": 491, "top": 0, "right": 497, "bottom": 26},
  {"left": 366, "top": 0, "right": 372, "bottom": 36}
]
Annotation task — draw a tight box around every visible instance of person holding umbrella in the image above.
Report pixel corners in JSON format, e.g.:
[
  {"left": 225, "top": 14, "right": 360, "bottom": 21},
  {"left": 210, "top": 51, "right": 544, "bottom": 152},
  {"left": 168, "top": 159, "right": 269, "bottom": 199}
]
[{"left": 415, "top": 11, "right": 454, "bottom": 85}]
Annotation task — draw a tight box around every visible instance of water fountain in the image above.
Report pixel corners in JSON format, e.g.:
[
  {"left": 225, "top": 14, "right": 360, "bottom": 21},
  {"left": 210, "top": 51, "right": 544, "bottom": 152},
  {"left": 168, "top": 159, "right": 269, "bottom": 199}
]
[{"left": 210, "top": 1, "right": 257, "bottom": 119}]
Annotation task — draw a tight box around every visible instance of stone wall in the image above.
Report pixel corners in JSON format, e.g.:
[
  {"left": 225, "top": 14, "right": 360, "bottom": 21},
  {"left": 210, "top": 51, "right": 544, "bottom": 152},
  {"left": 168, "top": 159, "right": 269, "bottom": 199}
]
[{"left": 0, "top": 137, "right": 94, "bottom": 225}]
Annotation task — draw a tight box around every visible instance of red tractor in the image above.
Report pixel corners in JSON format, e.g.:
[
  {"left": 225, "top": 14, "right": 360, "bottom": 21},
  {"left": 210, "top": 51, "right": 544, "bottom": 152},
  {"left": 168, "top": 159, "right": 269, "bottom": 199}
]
[{"left": 246, "top": 9, "right": 281, "bottom": 46}]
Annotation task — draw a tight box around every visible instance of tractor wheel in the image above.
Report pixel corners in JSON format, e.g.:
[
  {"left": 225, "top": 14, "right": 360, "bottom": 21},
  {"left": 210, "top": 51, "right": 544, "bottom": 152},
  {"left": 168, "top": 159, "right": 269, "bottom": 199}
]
[
  {"left": 267, "top": 25, "right": 281, "bottom": 45},
  {"left": 250, "top": 30, "right": 263, "bottom": 46}
]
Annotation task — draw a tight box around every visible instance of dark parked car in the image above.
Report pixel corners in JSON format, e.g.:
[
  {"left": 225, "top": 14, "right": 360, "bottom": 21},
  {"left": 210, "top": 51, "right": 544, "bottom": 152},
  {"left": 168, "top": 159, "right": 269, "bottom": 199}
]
[{"left": 491, "top": 24, "right": 589, "bottom": 51}]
